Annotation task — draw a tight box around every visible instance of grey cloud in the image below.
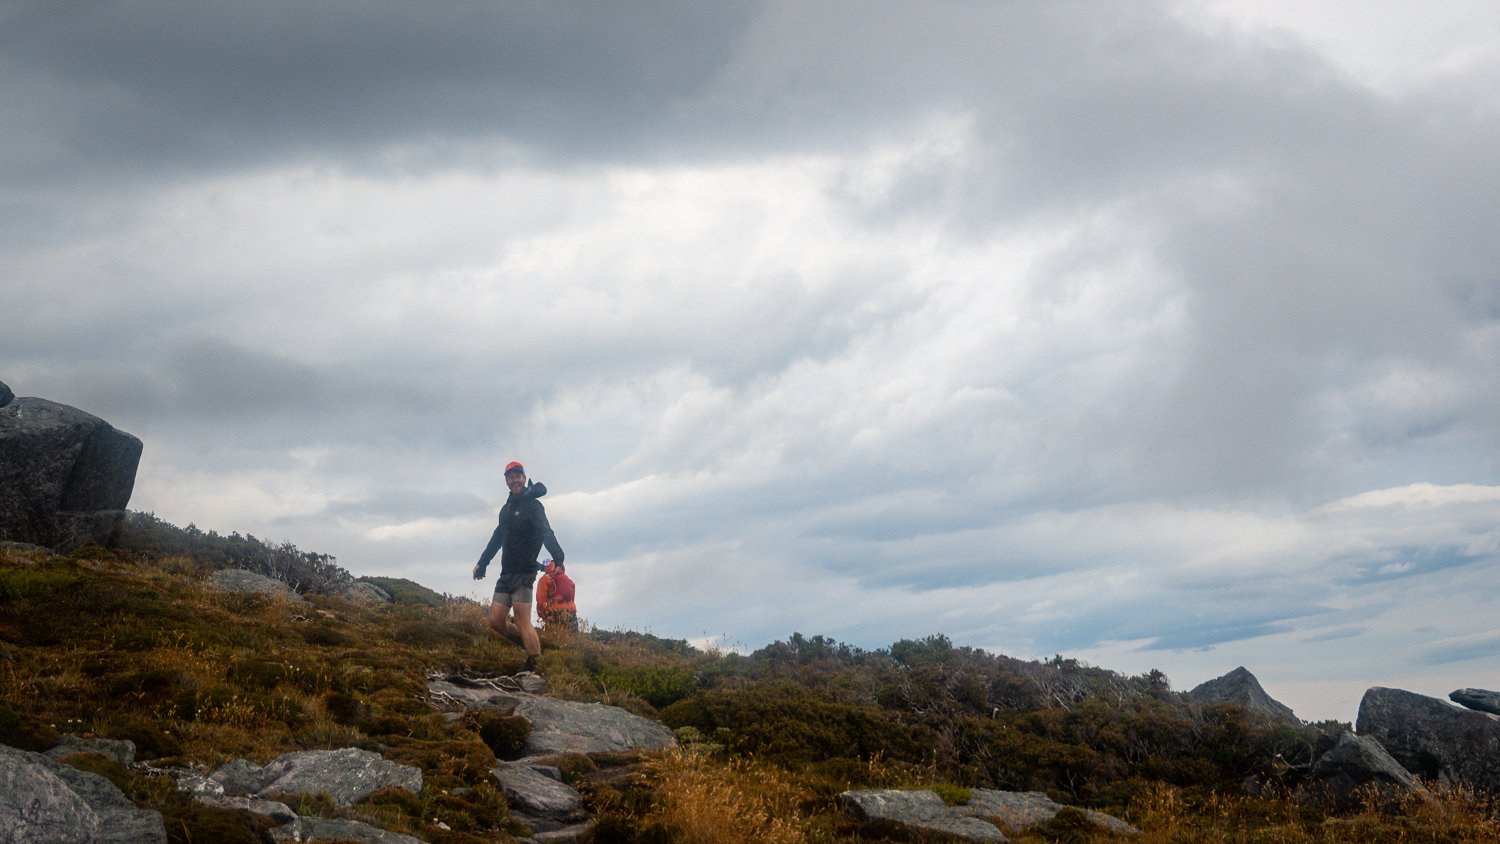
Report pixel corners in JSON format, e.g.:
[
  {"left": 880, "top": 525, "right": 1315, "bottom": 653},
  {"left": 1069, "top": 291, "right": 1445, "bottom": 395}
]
[
  {"left": 1301, "top": 627, "right": 1363, "bottom": 643},
  {"left": 19, "top": 337, "right": 542, "bottom": 464},
  {"left": 1418, "top": 631, "right": 1500, "bottom": 666},
  {"left": 1059, "top": 601, "right": 1328, "bottom": 653},
  {"left": 1342, "top": 544, "right": 1487, "bottom": 585},
  {"left": 323, "top": 488, "right": 488, "bottom": 521},
  {"left": 1, "top": 0, "right": 753, "bottom": 184}
]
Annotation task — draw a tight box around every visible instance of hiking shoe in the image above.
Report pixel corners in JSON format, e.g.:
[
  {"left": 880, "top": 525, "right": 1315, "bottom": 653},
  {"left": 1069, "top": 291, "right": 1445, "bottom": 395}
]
[{"left": 523, "top": 656, "right": 539, "bottom": 674}]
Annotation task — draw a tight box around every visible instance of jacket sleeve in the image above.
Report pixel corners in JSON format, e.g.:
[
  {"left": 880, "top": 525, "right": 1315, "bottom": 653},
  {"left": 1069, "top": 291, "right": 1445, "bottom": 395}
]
[
  {"left": 536, "top": 503, "right": 564, "bottom": 565},
  {"left": 475, "top": 519, "right": 503, "bottom": 575}
]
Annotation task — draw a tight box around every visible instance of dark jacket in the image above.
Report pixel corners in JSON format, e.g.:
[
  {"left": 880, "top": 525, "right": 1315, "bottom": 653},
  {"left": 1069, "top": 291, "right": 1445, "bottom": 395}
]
[{"left": 475, "top": 482, "right": 564, "bottom": 578}]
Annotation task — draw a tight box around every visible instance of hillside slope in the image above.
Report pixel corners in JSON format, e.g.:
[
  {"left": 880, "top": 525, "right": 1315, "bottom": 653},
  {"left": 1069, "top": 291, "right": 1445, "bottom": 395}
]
[{"left": 2, "top": 536, "right": 1496, "bottom": 843}]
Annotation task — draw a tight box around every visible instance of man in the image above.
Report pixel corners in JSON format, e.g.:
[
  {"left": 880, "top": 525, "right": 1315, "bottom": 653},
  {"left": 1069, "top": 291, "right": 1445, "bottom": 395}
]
[
  {"left": 472, "top": 461, "right": 564, "bottom": 674},
  {"left": 536, "top": 559, "right": 577, "bottom": 631}
]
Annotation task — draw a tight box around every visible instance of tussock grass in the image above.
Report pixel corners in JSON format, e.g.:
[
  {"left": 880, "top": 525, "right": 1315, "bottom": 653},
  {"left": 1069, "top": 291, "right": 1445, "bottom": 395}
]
[{"left": 632, "top": 747, "right": 825, "bottom": 844}]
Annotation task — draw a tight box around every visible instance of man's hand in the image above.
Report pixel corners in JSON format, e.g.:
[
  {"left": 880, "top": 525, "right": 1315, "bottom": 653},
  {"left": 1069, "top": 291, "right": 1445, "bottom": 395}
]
[{"left": 472, "top": 563, "right": 485, "bottom": 580}]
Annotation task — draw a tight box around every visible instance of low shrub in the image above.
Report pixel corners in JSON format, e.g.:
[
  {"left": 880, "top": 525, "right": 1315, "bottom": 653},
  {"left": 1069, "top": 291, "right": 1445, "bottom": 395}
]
[{"left": 474, "top": 711, "right": 531, "bottom": 760}]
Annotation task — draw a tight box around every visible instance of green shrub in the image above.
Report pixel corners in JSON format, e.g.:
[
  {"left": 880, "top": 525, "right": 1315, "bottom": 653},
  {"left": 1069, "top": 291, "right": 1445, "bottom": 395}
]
[
  {"left": 661, "top": 682, "right": 925, "bottom": 766},
  {"left": 0, "top": 565, "right": 84, "bottom": 601},
  {"left": 929, "top": 782, "right": 972, "bottom": 806},
  {"left": 300, "top": 623, "right": 352, "bottom": 647},
  {"left": 324, "top": 691, "right": 368, "bottom": 725},
  {"left": 474, "top": 711, "right": 531, "bottom": 760},
  {"left": 394, "top": 618, "right": 472, "bottom": 649},
  {"left": 360, "top": 577, "right": 446, "bottom": 608},
  {"left": 0, "top": 702, "right": 58, "bottom": 751},
  {"left": 596, "top": 663, "right": 699, "bottom": 709}
]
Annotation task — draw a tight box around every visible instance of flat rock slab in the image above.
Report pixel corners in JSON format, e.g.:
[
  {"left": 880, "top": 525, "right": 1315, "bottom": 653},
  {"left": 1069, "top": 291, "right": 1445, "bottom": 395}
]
[
  {"left": 254, "top": 748, "right": 422, "bottom": 806},
  {"left": 840, "top": 789, "right": 1009, "bottom": 842},
  {"left": 526, "top": 821, "right": 596, "bottom": 843},
  {"left": 427, "top": 676, "right": 675, "bottom": 756},
  {"left": 198, "top": 794, "right": 299, "bottom": 825},
  {"left": 269, "top": 815, "right": 425, "bottom": 843},
  {"left": 968, "top": 789, "right": 1140, "bottom": 836},
  {"left": 512, "top": 693, "right": 676, "bottom": 756},
  {"left": 429, "top": 674, "right": 544, "bottom": 708},
  {"left": 840, "top": 787, "right": 1141, "bottom": 842}
]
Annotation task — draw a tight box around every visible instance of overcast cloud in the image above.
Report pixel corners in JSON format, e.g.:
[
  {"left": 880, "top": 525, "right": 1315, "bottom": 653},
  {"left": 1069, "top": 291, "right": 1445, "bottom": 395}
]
[{"left": 4, "top": 0, "right": 1498, "bottom": 722}]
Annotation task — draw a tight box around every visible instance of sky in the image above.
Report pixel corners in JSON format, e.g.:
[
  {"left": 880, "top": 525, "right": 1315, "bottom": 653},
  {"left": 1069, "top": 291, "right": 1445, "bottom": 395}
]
[{"left": 4, "top": 0, "right": 1498, "bottom": 723}]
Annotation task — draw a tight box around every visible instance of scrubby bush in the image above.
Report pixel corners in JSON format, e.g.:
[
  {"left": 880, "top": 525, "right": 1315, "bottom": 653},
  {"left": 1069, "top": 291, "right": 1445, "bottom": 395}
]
[
  {"left": 115, "top": 511, "right": 351, "bottom": 592},
  {"left": 360, "top": 576, "right": 446, "bottom": 607}
]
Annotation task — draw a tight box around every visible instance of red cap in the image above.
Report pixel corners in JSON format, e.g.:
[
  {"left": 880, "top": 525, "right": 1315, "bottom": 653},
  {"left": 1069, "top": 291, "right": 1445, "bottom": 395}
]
[{"left": 504, "top": 461, "right": 525, "bottom": 476}]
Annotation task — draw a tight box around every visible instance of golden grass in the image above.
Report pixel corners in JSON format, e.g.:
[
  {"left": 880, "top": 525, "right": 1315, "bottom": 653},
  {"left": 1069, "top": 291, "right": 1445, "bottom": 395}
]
[
  {"left": 1118, "top": 781, "right": 1500, "bottom": 844},
  {"left": 639, "top": 747, "right": 824, "bottom": 844}
]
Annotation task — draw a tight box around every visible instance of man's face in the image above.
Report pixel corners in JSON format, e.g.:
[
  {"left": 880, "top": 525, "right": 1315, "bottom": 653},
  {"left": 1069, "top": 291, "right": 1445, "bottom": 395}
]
[{"left": 506, "top": 472, "right": 527, "bottom": 494}]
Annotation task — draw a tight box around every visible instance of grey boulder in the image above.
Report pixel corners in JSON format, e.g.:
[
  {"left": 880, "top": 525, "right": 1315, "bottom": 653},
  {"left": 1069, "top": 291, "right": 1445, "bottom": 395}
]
[
  {"left": 493, "top": 761, "right": 586, "bottom": 819},
  {"left": 0, "top": 743, "right": 166, "bottom": 844},
  {"left": 839, "top": 789, "right": 1009, "bottom": 842},
  {"left": 206, "top": 568, "right": 309, "bottom": 604},
  {"left": 1357, "top": 686, "right": 1500, "bottom": 794},
  {"left": 1301, "top": 731, "right": 1428, "bottom": 811},
  {"left": 0, "top": 393, "right": 143, "bottom": 551},
  {"left": 338, "top": 581, "right": 393, "bottom": 604},
  {"left": 1450, "top": 688, "right": 1500, "bottom": 717}
]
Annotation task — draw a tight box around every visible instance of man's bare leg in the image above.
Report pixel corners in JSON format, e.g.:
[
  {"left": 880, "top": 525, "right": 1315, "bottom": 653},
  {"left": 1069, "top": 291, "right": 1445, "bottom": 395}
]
[
  {"left": 488, "top": 601, "right": 524, "bottom": 647},
  {"left": 512, "top": 602, "right": 541, "bottom": 659}
]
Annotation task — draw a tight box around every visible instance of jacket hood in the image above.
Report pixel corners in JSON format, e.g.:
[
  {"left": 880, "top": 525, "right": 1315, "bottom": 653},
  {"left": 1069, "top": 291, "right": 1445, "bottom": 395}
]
[{"left": 524, "top": 481, "right": 547, "bottom": 499}]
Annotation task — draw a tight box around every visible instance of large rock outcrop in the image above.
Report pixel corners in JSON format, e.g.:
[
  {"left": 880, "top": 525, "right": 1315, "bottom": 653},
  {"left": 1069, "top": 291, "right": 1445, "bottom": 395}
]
[
  {"left": 0, "top": 383, "right": 143, "bottom": 551},
  {"left": 0, "top": 742, "right": 167, "bottom": 844},
  {"left": 1186, "top": 666, "right": 1299, "bottom": 724},
  {"left": 1357, "top": 687, "right": 1500, "bottom": 794}
]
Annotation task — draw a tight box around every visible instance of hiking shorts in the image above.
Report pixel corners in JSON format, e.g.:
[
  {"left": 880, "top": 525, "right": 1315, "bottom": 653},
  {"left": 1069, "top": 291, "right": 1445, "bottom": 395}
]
[{"left": 492, "top": 572, "right": 535, "bottom": 607}]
